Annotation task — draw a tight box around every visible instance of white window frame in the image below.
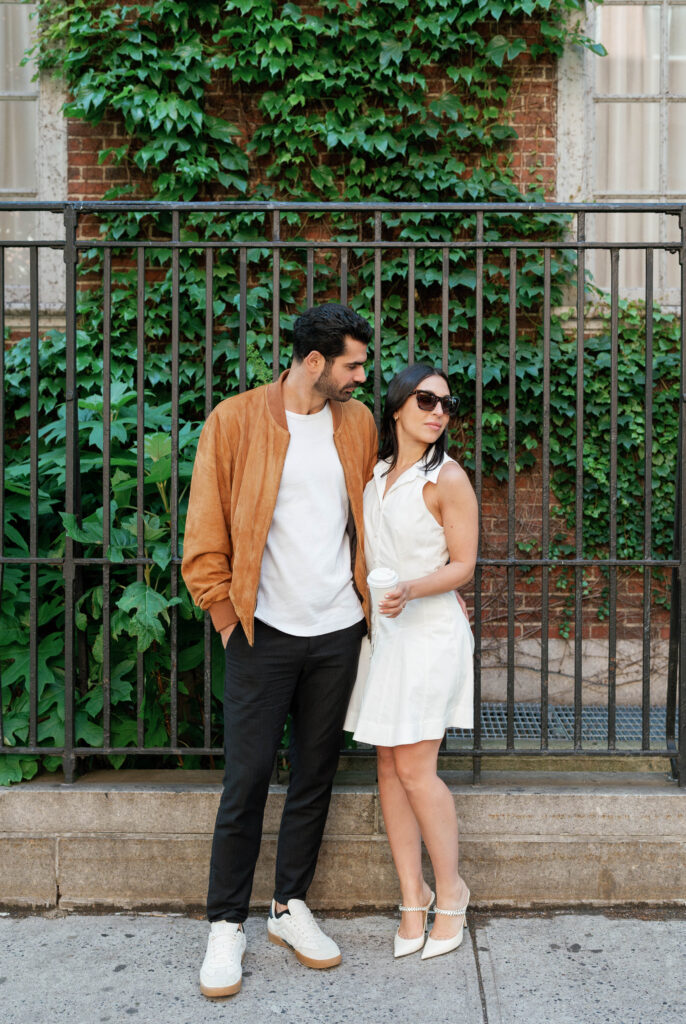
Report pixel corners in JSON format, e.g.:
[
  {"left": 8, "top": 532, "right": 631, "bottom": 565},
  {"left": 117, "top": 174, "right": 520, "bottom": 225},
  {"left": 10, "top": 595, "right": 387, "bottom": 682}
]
[
  {"left": 0, "top": 0, "right": 67, "bottom": 316},
  {"left": 557, "top": 0, "right": 685, "bottom": 306}
]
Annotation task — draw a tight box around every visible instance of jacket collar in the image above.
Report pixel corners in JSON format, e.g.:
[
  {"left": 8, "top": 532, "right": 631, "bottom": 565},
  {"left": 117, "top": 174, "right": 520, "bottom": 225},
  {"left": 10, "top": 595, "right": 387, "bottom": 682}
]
[{"left": 266, "top": 369, "right": 343, "bottom": 432}]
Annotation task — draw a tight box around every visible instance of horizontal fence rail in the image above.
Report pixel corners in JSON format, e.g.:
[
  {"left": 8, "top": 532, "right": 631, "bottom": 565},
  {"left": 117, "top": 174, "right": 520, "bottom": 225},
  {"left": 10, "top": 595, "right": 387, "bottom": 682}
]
[{"left": 0, "top": 201, "right": 685, "bottom": 786}]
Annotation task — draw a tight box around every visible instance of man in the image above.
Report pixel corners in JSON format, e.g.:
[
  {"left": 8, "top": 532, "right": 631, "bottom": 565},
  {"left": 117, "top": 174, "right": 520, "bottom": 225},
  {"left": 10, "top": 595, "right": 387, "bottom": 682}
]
[{"left": 182, "top": 303, "right": 377, "bottom": 998}]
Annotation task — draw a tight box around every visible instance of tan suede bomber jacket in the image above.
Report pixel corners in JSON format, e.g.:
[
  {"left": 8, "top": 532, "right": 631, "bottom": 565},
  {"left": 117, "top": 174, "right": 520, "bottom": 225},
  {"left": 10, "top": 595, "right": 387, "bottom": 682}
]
[{"left": 181, "top": 371, "right": 378, "bottom": 646}]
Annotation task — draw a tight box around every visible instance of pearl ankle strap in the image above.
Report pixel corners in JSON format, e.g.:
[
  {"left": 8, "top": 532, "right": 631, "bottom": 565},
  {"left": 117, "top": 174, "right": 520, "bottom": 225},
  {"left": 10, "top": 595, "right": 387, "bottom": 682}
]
[{"left": 398, "top": 889, "right": 434, "bottom": 914}]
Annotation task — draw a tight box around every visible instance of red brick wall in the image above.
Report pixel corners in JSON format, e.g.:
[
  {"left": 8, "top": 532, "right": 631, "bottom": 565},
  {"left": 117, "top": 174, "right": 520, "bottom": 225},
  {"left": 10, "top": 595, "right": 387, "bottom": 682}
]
[
  {"left": 465, "top": 453, "right": 671, "bottom": 641},
  {"left": 68, "top": 118, "right": 144, "bottom": 201},
  {"left": 67, "top": 18, "right": 557, "bottom": 202},
  {"left": 506, "top": 20, "right": 557, "bottom": 197}
]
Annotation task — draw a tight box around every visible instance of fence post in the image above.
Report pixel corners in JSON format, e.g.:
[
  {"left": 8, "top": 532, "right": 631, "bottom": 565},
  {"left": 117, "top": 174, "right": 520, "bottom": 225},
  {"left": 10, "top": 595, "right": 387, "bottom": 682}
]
[
  {"left": 679, "top": 207, "right": 686, "bottom": 787},
  {"left": 62, "top": 205, "right": 78, "bottom": 784}
]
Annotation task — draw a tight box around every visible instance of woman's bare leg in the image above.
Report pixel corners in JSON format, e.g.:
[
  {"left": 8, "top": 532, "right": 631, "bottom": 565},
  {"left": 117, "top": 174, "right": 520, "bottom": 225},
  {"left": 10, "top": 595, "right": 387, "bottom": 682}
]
[
  {"left": 391, "top": 739, "right": 468, "bottom": 940},
  {"left": 376, "top": 745, "right": 432, "bottom": 939}
]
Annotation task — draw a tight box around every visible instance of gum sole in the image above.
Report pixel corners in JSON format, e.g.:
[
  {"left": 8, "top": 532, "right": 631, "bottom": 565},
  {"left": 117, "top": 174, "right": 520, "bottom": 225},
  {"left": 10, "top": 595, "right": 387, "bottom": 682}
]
[
  {"left": 268, "top": 930, "right": 342, "bottom": 969},
  {"left": 200, "top": 948, "right": 245, "bottom": 998},
  {"left": 200, "top": 979, "right": 241, "bottom": 998}
]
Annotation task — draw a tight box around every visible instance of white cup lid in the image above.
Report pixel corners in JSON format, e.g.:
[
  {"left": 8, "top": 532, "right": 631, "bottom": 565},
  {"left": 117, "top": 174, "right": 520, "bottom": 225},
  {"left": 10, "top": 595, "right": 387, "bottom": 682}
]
[{"left": 367, "top": 567, "right": 398, "bottom": 588}]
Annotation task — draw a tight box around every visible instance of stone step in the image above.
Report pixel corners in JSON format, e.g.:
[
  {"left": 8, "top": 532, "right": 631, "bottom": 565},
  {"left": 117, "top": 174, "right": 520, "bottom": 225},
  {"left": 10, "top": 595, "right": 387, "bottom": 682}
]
[{"left": 1, "top": 768, "right": 685, "bottom": 911}]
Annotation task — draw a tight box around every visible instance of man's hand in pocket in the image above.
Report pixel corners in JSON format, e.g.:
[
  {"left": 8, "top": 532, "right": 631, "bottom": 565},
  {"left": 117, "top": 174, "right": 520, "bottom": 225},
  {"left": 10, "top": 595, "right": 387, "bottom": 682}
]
[{"left": 220, "top": 623, "right": 238, "bottom": 648}]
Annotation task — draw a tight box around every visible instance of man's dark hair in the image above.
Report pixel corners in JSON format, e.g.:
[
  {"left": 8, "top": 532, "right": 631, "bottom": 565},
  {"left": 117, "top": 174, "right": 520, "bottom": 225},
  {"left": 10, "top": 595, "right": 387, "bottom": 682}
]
[{"left": 292, "top": 303, "right": 372, "bottom": 362}]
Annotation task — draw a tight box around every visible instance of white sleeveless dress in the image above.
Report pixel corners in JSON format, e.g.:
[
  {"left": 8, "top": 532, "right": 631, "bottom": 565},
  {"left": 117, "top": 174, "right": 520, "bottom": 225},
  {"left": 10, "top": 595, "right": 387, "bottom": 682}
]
[{"left": 344, "top": 452, "right": 474, "bottom": 746}]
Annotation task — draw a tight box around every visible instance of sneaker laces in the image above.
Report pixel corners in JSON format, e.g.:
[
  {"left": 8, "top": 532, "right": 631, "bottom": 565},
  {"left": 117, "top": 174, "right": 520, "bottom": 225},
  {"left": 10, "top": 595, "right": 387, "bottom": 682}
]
[
  {"left": 207, "top": 925, "right": 241, "bottom": 966},
  {"left": 287, "top": 904, "right": 326, "bottom": 944}
]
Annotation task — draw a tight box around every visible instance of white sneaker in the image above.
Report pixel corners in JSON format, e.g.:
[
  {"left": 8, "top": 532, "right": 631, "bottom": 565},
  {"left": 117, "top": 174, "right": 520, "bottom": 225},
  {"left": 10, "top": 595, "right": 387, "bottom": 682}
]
[
  {"left": 199, "top": 921, "right": 246, "bottom": 998},
  {"left": 267, "top": 899, "right": 341, "bottom": 968}
]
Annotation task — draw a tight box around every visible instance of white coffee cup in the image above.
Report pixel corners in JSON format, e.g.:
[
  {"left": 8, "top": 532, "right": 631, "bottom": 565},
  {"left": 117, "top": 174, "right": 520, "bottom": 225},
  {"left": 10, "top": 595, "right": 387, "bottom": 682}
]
[{"left": 367, "top": 567, "right": 400, "bottom": 617}]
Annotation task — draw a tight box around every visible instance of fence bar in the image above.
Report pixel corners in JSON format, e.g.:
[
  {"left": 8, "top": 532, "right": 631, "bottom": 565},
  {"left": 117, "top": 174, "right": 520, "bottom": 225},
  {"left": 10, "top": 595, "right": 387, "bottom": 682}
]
[
  {"left": 4, "top": 199, "right": 678, "bottom": 214},
  {"left": 65, "top": 238, "right": 686, "bottom": 253},
  {"left": 506, "top": 248, "right": 517, "bottom": 751},
  {"left": 0, "top": 249, "right": 4, "bottom": 748},
  {"left": 408, "top": 247, "right": 415, "bottom": 365},
  {"left": 340, "top": 246, "right": 348, "bottom": 307},
  {"left": 306, "top": 248, "right": 314, "bottom": 308},
  {"left": 373, "top": 212, "right": 382, "bottom": 426},
  {"left": 541, "top": 248, "right": 551, "bottom": 750},
  {"left": 204, "top": 248, "right": 214, "bottom": 749},
  {"left": 28, "top": 247, "right": 38, "bottom": 750},
  {"left": 441, "top": 247, "right": 449, "bottom": 374},
  {"left": 0, "top": 552, "right": 667, "bottom": 569},
  {"left": 170, "top": 211, "right": 180, "bottom": 749},
  {"left": 667, "top": 455, "right": 680, "bottom": 777},
  {"left": 239, "top": 248, "right": 247, "bottom": 393},
  {"left": 643, "top": 249, "right": 654, "bottom": 749},
  {"left": 272, "top": 212, "right": 280, "bottom": 381},
  {"left": 608, "top": 248, "right": 619, "bottom": 749},
  {"left": 7, "top": 744, "right": 676, "bottom": 759},
  {"left": 574, "top": 213, "right": 586, "bottom": 750},
  {"left": 102, "top": 248, "right": 112, "bottom": 747},
  {"left": 472, "top": 212, "right": 484, "bottom": 783},
  {"left": 679, "top": 207, "right": 686, "bottom": 786},
  {"left": 62, "top": 207, "right": 79, "bottom": 782},
  {"left": 136, "top": 247, "right": 145, "bottom": 748},
  {"left": 205, "top": 250, "right": 214, "bottom": 414}
]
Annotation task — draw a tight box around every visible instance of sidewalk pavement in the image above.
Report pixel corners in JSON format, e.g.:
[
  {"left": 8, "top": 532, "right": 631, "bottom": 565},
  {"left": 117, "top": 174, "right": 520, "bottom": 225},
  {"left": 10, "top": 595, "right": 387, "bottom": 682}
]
[{"left": 1, "top": 909, "right": 684, "bottom": 1024}]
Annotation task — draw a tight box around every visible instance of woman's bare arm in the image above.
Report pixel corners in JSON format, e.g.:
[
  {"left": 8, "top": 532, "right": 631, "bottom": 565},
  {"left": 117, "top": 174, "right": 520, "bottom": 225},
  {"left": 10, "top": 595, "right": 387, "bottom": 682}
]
[{"left": 379, "top": 462, "right": 478, "bottom": 617}]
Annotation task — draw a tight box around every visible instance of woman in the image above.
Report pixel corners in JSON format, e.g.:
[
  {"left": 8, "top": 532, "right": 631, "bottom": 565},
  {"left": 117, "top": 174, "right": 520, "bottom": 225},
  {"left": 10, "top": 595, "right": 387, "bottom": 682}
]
[{"left": 344, "top": 363, "right": 478, "bottom": 960}]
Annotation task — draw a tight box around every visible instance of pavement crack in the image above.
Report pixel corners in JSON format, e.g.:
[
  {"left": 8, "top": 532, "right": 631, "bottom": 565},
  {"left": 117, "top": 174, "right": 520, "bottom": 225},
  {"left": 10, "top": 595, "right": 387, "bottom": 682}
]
[{"left": 468, "top": 913, "right": 490, "bottom": 1024}]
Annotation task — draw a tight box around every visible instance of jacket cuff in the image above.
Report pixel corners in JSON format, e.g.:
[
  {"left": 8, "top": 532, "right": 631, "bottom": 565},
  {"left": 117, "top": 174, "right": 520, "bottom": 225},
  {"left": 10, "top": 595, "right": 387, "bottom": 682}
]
[{"left": 209, "top": 598, "right": 239, "bottom": 633}]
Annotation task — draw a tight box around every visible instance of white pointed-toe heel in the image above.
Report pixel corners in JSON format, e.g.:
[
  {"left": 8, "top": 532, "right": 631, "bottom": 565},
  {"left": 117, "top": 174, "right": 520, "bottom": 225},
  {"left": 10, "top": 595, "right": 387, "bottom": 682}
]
[
  {"left": 421, "top": 887, "right": 470, "bottom": 961},
  {"left": 393, "top": 890, "right": 435, "bottom": 958}
]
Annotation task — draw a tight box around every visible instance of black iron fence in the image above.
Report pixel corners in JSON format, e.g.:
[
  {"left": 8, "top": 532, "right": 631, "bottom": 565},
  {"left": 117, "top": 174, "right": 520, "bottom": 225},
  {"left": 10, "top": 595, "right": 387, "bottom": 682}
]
[{"left": 0, "top": 200, "right": 684, "bottom": 786}]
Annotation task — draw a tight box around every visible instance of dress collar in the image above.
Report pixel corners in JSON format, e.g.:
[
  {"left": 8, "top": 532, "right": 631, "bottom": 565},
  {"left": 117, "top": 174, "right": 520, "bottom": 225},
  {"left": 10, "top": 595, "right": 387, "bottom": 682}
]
[{"left": 373, "top": 448, "right": 446, "bottom": 501}]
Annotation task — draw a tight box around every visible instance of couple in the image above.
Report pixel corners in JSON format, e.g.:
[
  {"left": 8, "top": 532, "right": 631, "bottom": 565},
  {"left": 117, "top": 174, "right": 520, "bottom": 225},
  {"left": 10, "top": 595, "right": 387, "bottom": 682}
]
[{"left": 181, "top": 302, "right": 478, "bottom": 998}]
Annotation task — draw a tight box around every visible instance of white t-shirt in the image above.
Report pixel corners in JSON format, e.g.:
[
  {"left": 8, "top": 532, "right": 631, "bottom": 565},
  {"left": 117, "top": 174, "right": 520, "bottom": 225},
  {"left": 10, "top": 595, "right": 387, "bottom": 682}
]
[{"left": 254, "top": 402, "right": 365, "bottom": 636}]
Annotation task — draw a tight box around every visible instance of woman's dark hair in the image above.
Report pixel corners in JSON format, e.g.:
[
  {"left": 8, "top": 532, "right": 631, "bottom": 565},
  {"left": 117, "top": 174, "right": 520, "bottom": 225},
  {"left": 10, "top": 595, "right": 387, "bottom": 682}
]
[
  {"left": 379, "top": 363, "right": 456, "bottom": 474},
  {"left": 293, "top": 303, "right": 372, "bottom": 361}
]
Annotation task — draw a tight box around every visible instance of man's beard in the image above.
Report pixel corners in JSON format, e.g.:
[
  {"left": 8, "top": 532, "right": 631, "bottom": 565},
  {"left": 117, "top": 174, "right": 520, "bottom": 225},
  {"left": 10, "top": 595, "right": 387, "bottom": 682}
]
[{"left": 315, "top": 361, "right": 354, "bottom": 402}]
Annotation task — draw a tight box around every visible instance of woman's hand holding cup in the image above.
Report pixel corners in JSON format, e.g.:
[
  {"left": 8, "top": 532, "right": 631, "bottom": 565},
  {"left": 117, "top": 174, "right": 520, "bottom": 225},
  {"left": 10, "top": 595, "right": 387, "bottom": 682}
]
[
  {"left": 378, "top": 581, "right": 411, "bottom": 618},
  {"left": 367, "top": 567, "right": 411, "bottom": 619},
  {"left": 367, "top": 567, "right": 400, "bottom": 618}
]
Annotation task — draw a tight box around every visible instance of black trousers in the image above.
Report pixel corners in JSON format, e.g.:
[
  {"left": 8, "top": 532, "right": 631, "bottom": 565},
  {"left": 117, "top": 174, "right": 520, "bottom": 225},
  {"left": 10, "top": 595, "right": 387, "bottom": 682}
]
[{"left": 206, "top": 616, "right": 366, "bottom": 923}]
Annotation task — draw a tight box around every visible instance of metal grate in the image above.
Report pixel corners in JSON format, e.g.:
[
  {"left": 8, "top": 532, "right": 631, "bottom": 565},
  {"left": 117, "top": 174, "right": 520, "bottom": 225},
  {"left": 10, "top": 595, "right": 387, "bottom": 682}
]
[{"left": 448, "top": 703, "right": 678, "bottom": 744}]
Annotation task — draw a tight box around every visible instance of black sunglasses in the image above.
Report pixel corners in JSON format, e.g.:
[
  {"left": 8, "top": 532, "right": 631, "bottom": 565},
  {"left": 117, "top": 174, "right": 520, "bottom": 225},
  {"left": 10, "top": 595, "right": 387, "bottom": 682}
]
[{"left": 410, "top": 389, "right": 460, "bottom": 417}]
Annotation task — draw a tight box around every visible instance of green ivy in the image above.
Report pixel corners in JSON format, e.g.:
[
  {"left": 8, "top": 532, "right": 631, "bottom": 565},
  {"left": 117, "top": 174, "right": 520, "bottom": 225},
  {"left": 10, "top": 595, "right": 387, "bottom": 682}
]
[{"left": 4, "top": 0, "right": 677, "bottom": 785}]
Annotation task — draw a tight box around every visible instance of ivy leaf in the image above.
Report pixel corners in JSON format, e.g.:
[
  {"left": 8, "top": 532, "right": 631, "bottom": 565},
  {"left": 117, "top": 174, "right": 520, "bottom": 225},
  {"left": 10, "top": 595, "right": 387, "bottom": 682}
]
[
  {"left": 75, "top": 710, "right": 104, "bottom": 747},
  {"left": 379, "top": 36, "right": 408, "bottom": 69},
  {"left": 0, "top": 756, "right": 38, "bottom": 787},
  {"left": 485, "top": 34, "right": 527, "bottom": 67},
  {"left": 1, "top": 633, "right": 64, "bottom": 696},
  {"left": 116, "top": 582, "right": 182, "bottom": 652},
  {"left": 117, "top": 581, "right": 171, "bottom": 619},
  {"left": 60, "top": 511, "right": 104, "bottom": 546},
  {"left": 429, "top": 93, "right": 464, "bottom": 121},
  {"left": 145, "top": 434, "right": 171, "bottom": 462}
]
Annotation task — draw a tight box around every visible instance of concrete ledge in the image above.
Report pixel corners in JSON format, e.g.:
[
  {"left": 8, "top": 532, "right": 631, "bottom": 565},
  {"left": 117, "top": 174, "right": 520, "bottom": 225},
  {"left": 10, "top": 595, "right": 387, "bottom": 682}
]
[
  {"left": 1, "top": 769, "right": 685, "bottom": 910},
  {"left": 0, "top": 837, "right": 56, "bottom": 908}
]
